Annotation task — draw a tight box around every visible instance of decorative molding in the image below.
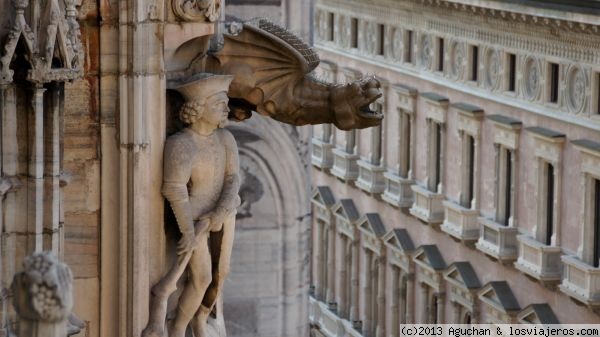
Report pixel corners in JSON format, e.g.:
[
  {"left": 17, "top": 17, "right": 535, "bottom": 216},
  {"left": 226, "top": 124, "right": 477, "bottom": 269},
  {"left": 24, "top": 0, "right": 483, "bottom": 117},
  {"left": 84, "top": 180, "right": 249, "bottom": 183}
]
[
  {"left": 172, "top": 0, "right": 221, "bottom": 22},
  {"left": 0, "top": 0, "right": 84, "bottom": 85},
  {"left": 315, "top": 0, "right": 600, "bottom": 129}
]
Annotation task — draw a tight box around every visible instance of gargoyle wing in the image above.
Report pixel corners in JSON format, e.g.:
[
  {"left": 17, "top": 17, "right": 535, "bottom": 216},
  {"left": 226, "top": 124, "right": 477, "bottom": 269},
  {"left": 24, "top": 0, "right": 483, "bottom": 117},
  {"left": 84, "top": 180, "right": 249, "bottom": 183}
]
[
  {"left": 212, "top": 19, "right": 320, "bottom": 117},
  {"left": 211, "top": 18, "right": 383, "bottom": 129}
]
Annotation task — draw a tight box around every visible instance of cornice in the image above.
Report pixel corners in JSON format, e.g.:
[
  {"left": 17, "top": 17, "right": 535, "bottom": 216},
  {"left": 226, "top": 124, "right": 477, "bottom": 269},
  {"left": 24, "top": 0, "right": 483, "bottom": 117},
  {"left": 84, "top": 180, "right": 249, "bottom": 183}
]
[{"left": 316, "top": 0, "right": 600, "bottom": 34}]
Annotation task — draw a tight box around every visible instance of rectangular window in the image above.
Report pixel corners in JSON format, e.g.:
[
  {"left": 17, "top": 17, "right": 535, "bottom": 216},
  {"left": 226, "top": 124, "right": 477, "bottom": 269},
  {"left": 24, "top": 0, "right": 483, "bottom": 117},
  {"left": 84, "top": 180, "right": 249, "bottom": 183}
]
[
  {"left": 594, "top": 179, "right": 600, "bottom": 267},
  {"left": 462, "top": 135, "right": 476, "bottom": 208},
  {"left": 437, "top": 38, "right": 444, "bottom": 72},
  {"left": 327, "top": 12, "right": 334, "bottom": 41},
  {"left": 545, "top": 163, "right": 554, "bottom": 245},
  {"left": 470, "top": 45, "right": 479, "bottom": 82},
  {"left": 507, "top": 53, "right": 516, "bottom": 92},
  {"left": 432, "top": 123, "right": 442, "bottom": 191},
  {"left": 377, "top": 24, "right": 385, "bottom": 56},
  {"left": 405, "top": 30, "right": 413, "bottom": 64},
  {"left": 496, "top": 147, "right": 513, "bottom": 226},
  {"left": 549, "top": 62, "right": 560, "bottom": 103},
  {"left": 351, "top": 18, "right": 358, "bottom": 48},
  {"left": 399, "top": 110, "right": 412, "bottom": 178},
  {"left": 503, "top": 149, "right": 512, "bottom": 226}
]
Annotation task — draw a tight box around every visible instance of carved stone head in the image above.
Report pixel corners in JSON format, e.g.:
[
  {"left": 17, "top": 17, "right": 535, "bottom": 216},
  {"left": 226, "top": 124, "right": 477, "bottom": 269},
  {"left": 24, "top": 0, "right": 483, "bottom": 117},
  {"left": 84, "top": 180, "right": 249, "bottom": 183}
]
[{"left": 174, "top": 74, "right": 234, "bottom": 127}]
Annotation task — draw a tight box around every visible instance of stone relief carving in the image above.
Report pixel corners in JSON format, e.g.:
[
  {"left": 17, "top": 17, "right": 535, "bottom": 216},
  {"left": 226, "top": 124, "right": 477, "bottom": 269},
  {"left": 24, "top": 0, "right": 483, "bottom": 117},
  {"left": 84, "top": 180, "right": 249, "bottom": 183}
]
[
  {"left": 365, "top": 22, "right": 378, "bottom": 54},
  {"left": 143, "top": 74, "right": 240, "bottom": 337},
  {"left": 11, "top": 252, "right": 83, "bottom": 337},
  {"left": 340, "top": 15, "right": 351, "bottom": 48},
  {"left": 173, "top": 0, "right": 221, "bottom": 22},
  {"left": 316, "top": 9, "right": 328, "bottom": 42},
  {"left": 450, "top": 41, "right": 465, "bottom": 80},
  {"left": 523, "top": 56, "right": 541, "bottom": 101},
  {"left": 0, "top": 0, "right": 84, "bottom": 85},
  {"left": 316, "top": 2, "right": 600, "bottom": 124},
  {"left": 566, "top": 65, "right": 588, "bottom": 114},
  {"left": 484, "top": 48, "right": 501, "bottom": 90},
  {"left": 391, "top": 27, "right": 403, "bottom": 61},
  {"left": 237, "top": 166, "right": 265, "bottom": 219},
  {"left": 419, "top": 33, "right": 432, "bottom": 70}
]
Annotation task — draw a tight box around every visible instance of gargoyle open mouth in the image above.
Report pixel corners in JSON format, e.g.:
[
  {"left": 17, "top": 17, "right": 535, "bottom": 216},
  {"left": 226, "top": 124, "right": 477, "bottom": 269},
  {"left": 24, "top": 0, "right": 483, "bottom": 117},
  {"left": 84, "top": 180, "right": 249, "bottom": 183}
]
[{"left": 358, "top": 93, "right": 384, "bottom": 119}]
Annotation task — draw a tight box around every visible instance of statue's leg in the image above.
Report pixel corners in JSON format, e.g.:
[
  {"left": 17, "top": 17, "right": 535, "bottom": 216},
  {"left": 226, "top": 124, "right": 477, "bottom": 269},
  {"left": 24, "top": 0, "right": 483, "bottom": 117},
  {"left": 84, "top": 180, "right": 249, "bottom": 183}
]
[
  {"left": 143, "top": 251, "right": 195, "bottom": 337},
  {"left": 169, "top": 236, "right": 212, "bottom": 337},
  {"left": 204, "top": 213, "right": 236, "bottom": 310},
  {"left": 192, "top": 214, "right": 236, "bottom": 336}
]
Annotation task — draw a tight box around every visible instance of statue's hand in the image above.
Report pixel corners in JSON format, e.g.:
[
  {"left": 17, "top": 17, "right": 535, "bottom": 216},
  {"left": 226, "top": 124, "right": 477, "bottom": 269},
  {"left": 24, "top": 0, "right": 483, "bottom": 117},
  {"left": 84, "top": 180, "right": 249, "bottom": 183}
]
[
  {"left": 209, "top": 207, "right": 235, "bottom": 232},
  {"left": 177, "top": 231, "right": 200, "bottom": 256},
  {"left": 331, "top": 76, "right": 383, "bottom": 130}
]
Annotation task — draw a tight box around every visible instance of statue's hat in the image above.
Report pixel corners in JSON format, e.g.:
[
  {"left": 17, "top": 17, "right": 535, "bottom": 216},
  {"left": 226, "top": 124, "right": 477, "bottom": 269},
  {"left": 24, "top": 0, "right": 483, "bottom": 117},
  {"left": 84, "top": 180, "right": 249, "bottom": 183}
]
[{"left": 173, "top": 73, "right": 234, "bottom": 102}]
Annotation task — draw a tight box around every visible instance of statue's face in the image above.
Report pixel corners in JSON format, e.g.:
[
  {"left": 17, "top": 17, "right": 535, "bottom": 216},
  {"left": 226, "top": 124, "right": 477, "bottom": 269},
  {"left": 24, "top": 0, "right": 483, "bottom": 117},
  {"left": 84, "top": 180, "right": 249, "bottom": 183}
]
[{"left": 202, "top": 92, "right": 230, "bottom": 128}]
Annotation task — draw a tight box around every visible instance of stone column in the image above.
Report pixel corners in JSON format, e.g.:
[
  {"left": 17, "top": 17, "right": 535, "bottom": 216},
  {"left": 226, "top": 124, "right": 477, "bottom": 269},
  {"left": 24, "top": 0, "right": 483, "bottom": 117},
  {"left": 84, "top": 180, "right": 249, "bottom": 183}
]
[
  {"left": 337, "top": 234, "right": 347, "bottom": 315},
  {"left": 344, "top": 237, "right": 353, "bottom": 319},
  {"left": 435, "top": 292, "right": 444, "bottom": 324},
  {"left": 0, "top": 84, "right": 18, "bottom": 334},
  {"left": 350, "top": 239, "right": 360, "bottom": 330},
  {"left": 101, "top": 0, "right": 167, "bottom": 334},
  {"left": 28, "top": 85, "right": 46, "bottom": 253},
  {"left": 43, "top": 84, "right": 62, "bottom": 253},
  {"left": 376, "top": 256, "right": 386, "bottom": 337},
  {"left": 314, "top": 221, "right": 323, "bottom": 300},
  {"left": 471, "top": 309, "right": 479, "bottom": 324},
  {"left": 452, "top": 302, "right": 462, "bottom": 323},
  {"left": 362, "top": 250, "right": 372, "bottom": 335},
  {"left": 326, "top": 223, "right": 336, "bottom": 310},
  {"left": 390, "top": 267, "right": 399, "bottom": 337},
  {"left": 406, "top": 273, "right": 414, "bottom": 324},
  {"left": 419, "top": 283, "right": 428, "bottom": 324}
]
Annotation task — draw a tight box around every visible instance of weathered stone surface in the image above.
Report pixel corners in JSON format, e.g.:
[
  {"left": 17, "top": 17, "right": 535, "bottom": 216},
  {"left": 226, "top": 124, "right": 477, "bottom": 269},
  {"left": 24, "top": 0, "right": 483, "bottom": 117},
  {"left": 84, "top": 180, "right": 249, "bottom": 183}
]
[
  {"left": 11, "top": 252, "right": 82, "bottom": 337},
  {"left": 143, "top": 74, "right": 239, "bottom": 337}
]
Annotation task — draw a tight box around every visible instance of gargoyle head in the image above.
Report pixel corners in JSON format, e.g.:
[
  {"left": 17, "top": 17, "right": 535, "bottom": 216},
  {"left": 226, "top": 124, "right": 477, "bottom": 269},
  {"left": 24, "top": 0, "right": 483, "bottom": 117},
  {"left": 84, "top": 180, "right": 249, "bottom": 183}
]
[{"left": 331, "top": 76, "right": 384, "bottom": 130}]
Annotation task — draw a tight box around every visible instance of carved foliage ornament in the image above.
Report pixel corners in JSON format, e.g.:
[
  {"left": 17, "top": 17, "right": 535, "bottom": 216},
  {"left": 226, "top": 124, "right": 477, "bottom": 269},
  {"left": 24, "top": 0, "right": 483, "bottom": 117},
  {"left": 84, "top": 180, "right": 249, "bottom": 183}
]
[
  {"left": 173, "top": 0, "right": 221, "bottom": 22},
  {"left": 12, "top": 252, "right": 73, "bottom": 322}
]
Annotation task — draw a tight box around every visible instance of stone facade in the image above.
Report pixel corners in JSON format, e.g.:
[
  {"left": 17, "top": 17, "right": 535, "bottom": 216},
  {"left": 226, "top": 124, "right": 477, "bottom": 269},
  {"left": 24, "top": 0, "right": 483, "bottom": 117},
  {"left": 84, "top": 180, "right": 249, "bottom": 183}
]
[
  {"left": 310, "top": 0, "right": 600, "bottom": 334},
  {"left": 1, "top": 0, "right": 320, "bottom": 336}
]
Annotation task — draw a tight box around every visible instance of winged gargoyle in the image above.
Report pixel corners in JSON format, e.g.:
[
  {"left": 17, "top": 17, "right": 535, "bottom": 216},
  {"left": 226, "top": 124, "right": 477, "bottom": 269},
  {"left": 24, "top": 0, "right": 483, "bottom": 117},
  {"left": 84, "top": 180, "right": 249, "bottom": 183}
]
[{"left": 205, "top": 19, "right": 383, "bottom": 130}]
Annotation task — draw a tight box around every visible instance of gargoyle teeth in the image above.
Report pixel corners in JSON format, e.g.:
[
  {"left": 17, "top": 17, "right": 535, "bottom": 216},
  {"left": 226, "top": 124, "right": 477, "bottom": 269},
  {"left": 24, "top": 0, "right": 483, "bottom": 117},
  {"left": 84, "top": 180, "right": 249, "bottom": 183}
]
[{"left": 357, "top": 93, "right": 384, "bottom": 119}]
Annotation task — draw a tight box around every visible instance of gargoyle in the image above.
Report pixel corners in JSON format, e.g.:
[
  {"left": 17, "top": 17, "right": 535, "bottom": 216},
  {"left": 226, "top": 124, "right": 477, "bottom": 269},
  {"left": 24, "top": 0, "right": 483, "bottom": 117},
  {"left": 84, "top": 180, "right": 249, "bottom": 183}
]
[{"left": 206, "top": 19, "right": 383, "bottom": 130}]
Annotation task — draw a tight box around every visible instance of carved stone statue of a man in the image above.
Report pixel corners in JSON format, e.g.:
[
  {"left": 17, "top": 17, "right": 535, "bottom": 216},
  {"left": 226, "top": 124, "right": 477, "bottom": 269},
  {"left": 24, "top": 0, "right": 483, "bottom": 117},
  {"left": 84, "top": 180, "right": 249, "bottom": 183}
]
[{"left": 143, "top": 74, "right": 240, "bottom": 337}]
